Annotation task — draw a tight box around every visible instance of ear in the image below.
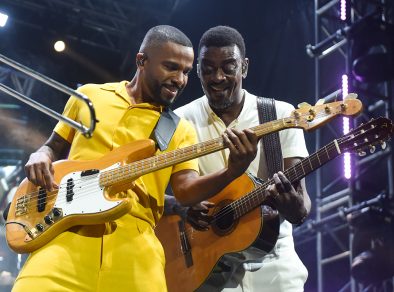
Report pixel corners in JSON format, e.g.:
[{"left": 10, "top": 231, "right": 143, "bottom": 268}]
[
  {"left": 136, "top": 53, "right": 146, "bottom": 67},
  {"left": 242, "top": 58, "right": 249, "bottom": 78}
]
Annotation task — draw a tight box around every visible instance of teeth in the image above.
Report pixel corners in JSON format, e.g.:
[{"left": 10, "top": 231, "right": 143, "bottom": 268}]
[{"left": 164, "top": 85, "right": 177, "bottom": 93}]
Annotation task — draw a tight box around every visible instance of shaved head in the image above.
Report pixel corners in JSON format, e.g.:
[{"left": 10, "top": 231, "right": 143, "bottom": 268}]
[{"left": 139, "top": 25, "right": 192, "bottom": 52}]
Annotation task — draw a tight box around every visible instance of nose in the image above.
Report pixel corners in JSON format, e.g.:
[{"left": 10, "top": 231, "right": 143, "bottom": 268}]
[
  {"left": 212, "top": 68, "right": 226, "bottom": 82},
  {"left": 172, "top": 71, "right": 186, "bottom": 88}
]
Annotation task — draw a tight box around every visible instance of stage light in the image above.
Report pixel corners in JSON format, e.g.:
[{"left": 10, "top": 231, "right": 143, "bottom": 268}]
[
  {"left": 353, "top": 53, "right": 394, "bottom": 83},
  {"left": 342, "top": 74, "right": 351, "bottom": 179},
  {"left": 350, "top": 201, "right": 394, "bottom": 285},
  {"left": 351, "top": 19, "right": 394, "bottom": 83},
  {"left": 342, "top": 75, "right": 350, "bottom": 134},
  {"left": 340, "top": 0, "right": 347, "bottom": 21},
  {"left": 0, "top": 12, "right": 8, "bottom": 27},
  {"left": 54, "top": 40, "right": 66, "bottom": 52},
  {"left": 344, "top": 153, "right": 351, "bottom": 179}
]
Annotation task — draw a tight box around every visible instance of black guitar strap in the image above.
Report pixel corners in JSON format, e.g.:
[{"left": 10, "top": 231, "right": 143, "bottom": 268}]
[
  {"left": 253, "top": 96, "right": 283, "bottom": 252},
  {"left": 256, "top": 96, "right": 283, "bottom": 178},
  {"left": 151, "top": 107, "right": 180, "bottom": 151}
]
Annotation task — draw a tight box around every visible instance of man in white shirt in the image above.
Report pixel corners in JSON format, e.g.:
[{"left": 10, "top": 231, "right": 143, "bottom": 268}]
[{"left": 174, "top": 25, "right": 310, "bottom": 292}]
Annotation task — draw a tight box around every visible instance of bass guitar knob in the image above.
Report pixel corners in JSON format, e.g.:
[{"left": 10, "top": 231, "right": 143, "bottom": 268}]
[
  {"left": 53, "top": 208, "right": 62, "bottom": 217},
  {"left": 36, "top": 224, "right": 44, "bottom": 232},
  {"left": 44, "top": 215, "right": 54, "bottom": 225}
]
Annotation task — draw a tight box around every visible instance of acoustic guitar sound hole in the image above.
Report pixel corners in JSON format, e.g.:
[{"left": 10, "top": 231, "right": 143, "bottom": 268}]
[{"left": 212, "top": 200, "right": 238, "bottom": 236}]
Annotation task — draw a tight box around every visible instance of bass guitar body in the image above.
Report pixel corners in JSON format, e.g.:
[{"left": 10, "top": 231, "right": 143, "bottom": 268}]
[{"left": 6, "top": 140, "right": 156, "bottom": 253}]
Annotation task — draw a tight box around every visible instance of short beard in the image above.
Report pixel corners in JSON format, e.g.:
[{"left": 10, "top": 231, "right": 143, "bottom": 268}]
[
  {"left": 205, "top": 85, "right": 238, "bottom": 111},
  {"left": 208, "top": 99, "right": 233, "bottom": 110},
  {"left": 150, "top": 84, "right": 181, "bottom": 107},
  {"left": 155, "top": 86, "right": 184, "bottom": 106}
]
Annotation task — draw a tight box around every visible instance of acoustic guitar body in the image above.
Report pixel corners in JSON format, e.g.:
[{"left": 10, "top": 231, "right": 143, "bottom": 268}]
[{"left": 156, "top": 174, "right": 279, "bottom": 292}]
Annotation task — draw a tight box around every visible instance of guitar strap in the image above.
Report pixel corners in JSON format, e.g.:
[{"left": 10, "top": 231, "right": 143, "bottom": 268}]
[
  {"left": 253, "top": 96, "right": 283, "bottom": 251},
  {"left": 151, "top": 107, "right": 180, "bottom": 151},
  {"left": 256, "top": 96, "right": 283, "bottom": 179}
]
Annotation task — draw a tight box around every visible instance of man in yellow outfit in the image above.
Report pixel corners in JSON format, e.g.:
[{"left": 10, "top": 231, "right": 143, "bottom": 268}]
[{"left": 12, "top": 25, "right": 259, "bottom": 291}]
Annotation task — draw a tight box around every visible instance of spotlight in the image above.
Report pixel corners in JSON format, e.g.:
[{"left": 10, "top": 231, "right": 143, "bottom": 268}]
[
  {"left": 54, "top": 40, "right": 66, "bottom": 52},
  {"left": 349, "top": 195, "right": 394, "bottom": 285},
  {"left": 353, "top": 52, "right": 394, "bottom": 83},
  {"left": 352, "top": 246, "right": 394, "bottom": 285},
  {"left": 0, "top": 12, "right": 8, "bottom": 27},
  {"left": 351, "top": 19, "right": 394, "bottom": 83}
]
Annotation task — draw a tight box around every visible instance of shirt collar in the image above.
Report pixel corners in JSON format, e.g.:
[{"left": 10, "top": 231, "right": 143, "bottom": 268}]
[{"left": 100, "top": 81, "right": 165, "bottom": 112}]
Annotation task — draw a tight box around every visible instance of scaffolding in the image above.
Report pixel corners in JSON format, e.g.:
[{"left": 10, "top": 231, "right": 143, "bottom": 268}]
[
  {"left": 295, "top": 0, "right": 394, "bottom": 291},
  {"left": 0, "top": 66, "right": 32, "bottom": 207},
  {"left": 0, "top": 0, "right": 183, "bottom": 53}
]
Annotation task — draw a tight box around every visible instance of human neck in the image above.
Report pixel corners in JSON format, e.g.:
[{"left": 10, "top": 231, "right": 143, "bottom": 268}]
[
  {"left": 126, "top": 75, "right": 152, "bottom": 105},
  {"left": 126, "top": 77, "right": 167, "bottom": 109},
  {"left": 126, "top": 77, "right": 140, "bottom": 104}
]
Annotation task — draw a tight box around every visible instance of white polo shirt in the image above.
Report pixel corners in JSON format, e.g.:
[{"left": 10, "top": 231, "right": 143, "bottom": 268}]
[{"left": 175, "top": 89, "right": 309, "bottom": 238}]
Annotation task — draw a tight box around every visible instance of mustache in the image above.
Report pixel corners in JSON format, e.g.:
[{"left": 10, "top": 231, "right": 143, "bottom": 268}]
[
  {"left": 163, "top": 83, "right": 183, "bottom": 91},
  {"left": 208, "top": 81, "right": 229, "bottom": 89}
]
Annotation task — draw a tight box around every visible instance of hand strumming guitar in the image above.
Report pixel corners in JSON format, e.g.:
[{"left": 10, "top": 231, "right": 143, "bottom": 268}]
[
  {"left": 24, "top": 132, "right": 71, "bottom": 191},
  {"left": 164, "top": 195, "right": 214, "bottom": 230}
]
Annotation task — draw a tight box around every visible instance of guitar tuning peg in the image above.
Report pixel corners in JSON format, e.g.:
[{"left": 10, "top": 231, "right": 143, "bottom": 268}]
[
  {"left": 369, "top": 145, "right": 376, "bottom": 153},
  {"left": 315, "top": 99, "right": 325, "bottom": 106},
  {"left": 381, "top": 142, "right": 387, "bottom": 150},
  {"left": 297, "top": 102, "right": 311, "bottom": 109},
  {"left": 357, "top": 150, "right": 367, "bottom": 157},
  {"left": 344, "top": 93, "right": 358, "bottom": 100}
]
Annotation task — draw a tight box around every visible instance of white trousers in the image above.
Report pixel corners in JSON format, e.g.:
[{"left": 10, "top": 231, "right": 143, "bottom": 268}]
[{"left": 200, "top": 236, "right": 308, "bottom": 292}]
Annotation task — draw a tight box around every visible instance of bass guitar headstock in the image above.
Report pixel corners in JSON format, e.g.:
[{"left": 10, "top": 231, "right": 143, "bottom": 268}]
[{"left": 288, "top": 93, "right": 363, "bottom": 131}]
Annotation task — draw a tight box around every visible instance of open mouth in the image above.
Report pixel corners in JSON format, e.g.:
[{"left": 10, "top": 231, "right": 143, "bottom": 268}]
[
  {"left": 209, "top": 85, "right": 229, "bottom": 93},
  {"left": 162, "top": 84, "right": 178, "bottom": 96}
]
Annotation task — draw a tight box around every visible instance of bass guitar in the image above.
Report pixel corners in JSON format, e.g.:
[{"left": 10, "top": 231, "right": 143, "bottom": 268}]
[
  {"left": 6, "top": 97, "right": 362, "bottom": 253},
  {"left": 156, "top": 117, "right": 393, "bottom": 292}
]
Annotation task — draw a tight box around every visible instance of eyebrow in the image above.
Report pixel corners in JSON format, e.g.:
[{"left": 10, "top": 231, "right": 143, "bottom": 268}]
[
  {"left": 163, "top": 60, "right": 193, "bottom": 72},
  {"left": 201, "top": 57, "right": 238, "bottom": 65},
  {"left": 162, "top": 60, "right": 179, "bottom": 67}
]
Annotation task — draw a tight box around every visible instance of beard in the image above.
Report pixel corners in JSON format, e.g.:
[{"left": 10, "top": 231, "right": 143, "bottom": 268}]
[
  {"left": 145, "top": 77, "right": 183, "bottom": 106},
  {"left": 204, "top": 86, "right": 236, "bottom": 110},
  {"left": 208, "top": 96, "right": 235, "bottom": 110}
]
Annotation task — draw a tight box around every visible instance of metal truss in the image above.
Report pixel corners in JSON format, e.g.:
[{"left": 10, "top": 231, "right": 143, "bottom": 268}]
[
  {"left": 0, "top": 0, "right": 185, "bottom": 53},
  {"left": 0, "top": 64, "right": 32, "bottom": 129},
  {"left": 0, "top": 65, "right": 32, "bottom": 203},
  {"left": 295, "top": 1, "right": 394, "bottom": 291}
]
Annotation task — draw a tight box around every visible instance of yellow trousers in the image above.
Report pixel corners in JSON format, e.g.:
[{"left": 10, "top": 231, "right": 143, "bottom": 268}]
[{"left": 12, "top": 214, "right": 167, "bottom": 292}]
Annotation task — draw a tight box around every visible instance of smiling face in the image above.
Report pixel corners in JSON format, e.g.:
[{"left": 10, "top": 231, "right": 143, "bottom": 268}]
[
  {"left": 140, "top": 41, "right": 194, "bottom": 106},
  {"left": 198, "top": 45, "right": 247, "bottom": 110}
]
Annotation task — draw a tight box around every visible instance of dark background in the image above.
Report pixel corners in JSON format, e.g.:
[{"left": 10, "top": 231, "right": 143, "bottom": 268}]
[{"left": 1, "top": 1, "right": 393, "bottom": 291}]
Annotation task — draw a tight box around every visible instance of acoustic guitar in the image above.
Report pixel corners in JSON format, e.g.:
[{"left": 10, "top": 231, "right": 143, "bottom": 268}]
[
  {"left": 6, "top": 97, "right": 362, "bottom": 253},
  {"left": 156, "top": 117, "right": 393, "bottom": 292}
]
